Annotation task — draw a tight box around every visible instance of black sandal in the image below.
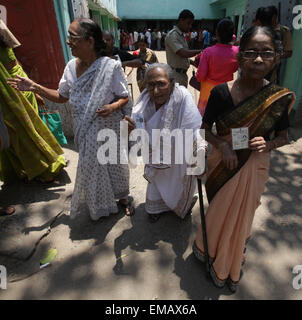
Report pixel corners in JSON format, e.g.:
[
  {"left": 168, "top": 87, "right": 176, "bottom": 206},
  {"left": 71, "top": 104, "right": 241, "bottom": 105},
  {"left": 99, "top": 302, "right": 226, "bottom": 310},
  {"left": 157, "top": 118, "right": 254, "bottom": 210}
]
[
  {"left": 148, "top": 213, "right": 161, "bottom": 223},
  {"left": 119, "top": 199, "right": 135, "bottom": 216}
]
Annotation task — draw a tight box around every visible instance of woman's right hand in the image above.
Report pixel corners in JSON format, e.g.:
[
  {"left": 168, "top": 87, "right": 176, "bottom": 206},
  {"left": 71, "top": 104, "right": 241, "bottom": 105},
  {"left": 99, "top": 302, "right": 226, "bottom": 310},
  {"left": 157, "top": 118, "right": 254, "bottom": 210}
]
[
  {"left": 219, "top": 141, "right": 238, "bottom": 171},
  {"left": 7, "top": 75, "right": 36, "bottom": 92}
]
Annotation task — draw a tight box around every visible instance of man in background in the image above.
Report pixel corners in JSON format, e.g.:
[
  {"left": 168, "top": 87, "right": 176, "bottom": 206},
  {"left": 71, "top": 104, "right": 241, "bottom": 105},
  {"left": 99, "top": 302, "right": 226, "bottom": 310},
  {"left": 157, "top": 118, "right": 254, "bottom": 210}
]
[
  {"left": 269, "top": 5, "right": 293, "bottom": 59},
  {"left": 145, "top": 29, "right": 152, "bottom": 48},
  {"left": 165, "top": 9, "right": 201, "bottom": 87}
]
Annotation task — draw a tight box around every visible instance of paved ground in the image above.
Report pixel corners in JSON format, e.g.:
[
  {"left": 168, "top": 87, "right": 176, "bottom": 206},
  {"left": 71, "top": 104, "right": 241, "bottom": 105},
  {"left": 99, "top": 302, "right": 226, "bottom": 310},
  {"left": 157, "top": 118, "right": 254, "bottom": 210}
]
[{"left": 0, "top": 51, "right": 302, "bottom": 300}]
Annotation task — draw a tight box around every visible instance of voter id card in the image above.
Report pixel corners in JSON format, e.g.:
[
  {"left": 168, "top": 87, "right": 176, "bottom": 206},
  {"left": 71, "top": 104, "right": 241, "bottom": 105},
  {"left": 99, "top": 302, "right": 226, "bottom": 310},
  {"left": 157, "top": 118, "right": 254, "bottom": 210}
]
[
  {"left": 132, "top": 113, "right": 145, "bottom": 129},
  {"left": 231, "top": 127, "right": 249, "bottom": 150}
]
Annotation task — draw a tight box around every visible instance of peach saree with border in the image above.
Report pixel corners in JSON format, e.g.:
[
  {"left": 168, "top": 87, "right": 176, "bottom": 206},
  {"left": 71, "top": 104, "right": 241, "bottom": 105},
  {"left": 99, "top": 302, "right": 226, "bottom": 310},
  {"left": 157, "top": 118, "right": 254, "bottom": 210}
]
[{"left": 193, "top": 84, "right": 296, "bottom": 288}]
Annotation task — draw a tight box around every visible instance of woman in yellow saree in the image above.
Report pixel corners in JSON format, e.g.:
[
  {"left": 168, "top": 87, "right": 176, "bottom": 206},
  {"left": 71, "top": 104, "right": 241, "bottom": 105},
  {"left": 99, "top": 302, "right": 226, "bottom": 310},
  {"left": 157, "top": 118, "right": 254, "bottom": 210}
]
[
  {"left": 0, "top": 34, "right": 65, "bottom": 184},
  {"left": 193, "top": 26, "right": 296, "bottom": 293}
]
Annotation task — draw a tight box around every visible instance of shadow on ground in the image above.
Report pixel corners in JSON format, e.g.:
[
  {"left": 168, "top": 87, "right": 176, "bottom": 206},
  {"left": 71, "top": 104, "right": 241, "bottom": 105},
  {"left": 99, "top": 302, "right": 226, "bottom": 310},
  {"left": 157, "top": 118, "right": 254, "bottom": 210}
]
[
  {"left": 1, "top": 198, "right": 232, "bottom": 300},
  {"left": 233, "top": 147, "right": 302, "bottom": 299},
  {"left": 1, "top": 136, "right": 301, "bottom": 299}
]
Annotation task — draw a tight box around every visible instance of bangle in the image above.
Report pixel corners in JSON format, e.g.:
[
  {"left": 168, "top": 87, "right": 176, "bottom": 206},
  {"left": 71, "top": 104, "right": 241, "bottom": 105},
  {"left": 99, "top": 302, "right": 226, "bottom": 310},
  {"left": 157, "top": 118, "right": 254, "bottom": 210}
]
[
  {"left": 33, "top": 83, "right": 39, "bottom": 94},
  {"left": 270, "top": 140, "right": 277, "bottom": 150}
]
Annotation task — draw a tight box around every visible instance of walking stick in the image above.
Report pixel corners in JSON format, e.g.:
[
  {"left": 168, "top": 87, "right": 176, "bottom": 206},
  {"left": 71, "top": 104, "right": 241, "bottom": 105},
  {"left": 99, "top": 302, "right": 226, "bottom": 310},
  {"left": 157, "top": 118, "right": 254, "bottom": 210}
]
[{"left": 197, "top": 178, "right": 210, "bottom": 273}]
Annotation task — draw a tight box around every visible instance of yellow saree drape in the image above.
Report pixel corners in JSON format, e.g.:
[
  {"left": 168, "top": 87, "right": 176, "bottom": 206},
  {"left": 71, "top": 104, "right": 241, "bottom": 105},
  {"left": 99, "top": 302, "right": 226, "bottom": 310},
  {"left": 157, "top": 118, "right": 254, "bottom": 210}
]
[
  {"left": 0, "top": 62, "right": 65, "bottom": 183},
  {"left": 9, "top": 63, "right": 39, "bottom": 113}
]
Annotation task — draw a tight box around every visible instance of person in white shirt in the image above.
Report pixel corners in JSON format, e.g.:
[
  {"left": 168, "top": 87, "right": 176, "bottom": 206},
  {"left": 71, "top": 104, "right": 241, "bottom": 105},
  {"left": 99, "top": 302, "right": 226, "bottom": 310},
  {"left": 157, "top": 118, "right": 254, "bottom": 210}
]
[
  {"left": 133, "top": 30, "right": 139, "bottom": 49},
  {"left": 156, "top": 30, "right": 162, "bottom": 50},
  {"left": 145, "top": 29, "right": 152, "bottom": 48}
]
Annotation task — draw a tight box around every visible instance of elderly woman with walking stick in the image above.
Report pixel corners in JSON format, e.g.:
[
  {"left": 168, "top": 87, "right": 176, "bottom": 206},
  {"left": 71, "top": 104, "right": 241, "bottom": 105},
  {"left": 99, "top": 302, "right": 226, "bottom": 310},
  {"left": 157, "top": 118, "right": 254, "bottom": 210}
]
[{"left": 193, "top": 26, "right": 296, "bottom": 293}]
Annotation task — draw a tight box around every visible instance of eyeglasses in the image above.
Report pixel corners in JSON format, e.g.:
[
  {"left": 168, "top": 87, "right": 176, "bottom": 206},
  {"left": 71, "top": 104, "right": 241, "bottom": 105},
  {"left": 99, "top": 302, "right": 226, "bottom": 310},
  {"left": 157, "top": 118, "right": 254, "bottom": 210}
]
[
  {"left": 146, "top": 81, "right": 170, "bottom": 90},
  {"left": 67, "top": 34, "right": 84, "bottom": 42},
  {"left": 242, "top": 50, "right": 276, "bottom": 60}
]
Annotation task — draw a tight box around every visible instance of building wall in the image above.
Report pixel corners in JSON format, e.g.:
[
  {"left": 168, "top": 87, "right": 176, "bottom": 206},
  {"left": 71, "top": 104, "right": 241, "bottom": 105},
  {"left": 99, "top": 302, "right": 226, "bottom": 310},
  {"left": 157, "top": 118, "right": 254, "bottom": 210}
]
[
  {"left": 53, "top": 0, "right": 73, "bottom": 64},
  {"left": 283, "top": 0, "right": 302, "bottom": 114},
  {"left": 117, "top": 0, "right": 220, "bottom": 20},
  {"left": 50, "top": 0, "right": 121, "bottom": 137},
  {"left": 210, "top": 0, "right": 247, "bottom": 36},
  {"left": 3, "top": 0, "right": 66, "bottom": 89},
  {"left": 98, "top": 0, "right": 118, "bottom": 16},
  {"left": 71, "top": 0, "right": 90, "bottom": 18},
  {"left": 89, "top": 0, "right": 120, "bottom": 46},
  {"left": 242, "top": 0, "right": 296, "bottom": 31}
]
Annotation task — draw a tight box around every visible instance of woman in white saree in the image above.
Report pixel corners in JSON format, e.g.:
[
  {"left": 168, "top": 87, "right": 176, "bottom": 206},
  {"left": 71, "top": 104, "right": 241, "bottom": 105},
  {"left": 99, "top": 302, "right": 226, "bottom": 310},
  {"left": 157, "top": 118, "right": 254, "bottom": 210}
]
[
  {"left": 128, "top": 63, "right": 207, "bottom": 222},
  {"left": 9, "top": 19, "right": 134, "bottom": 220}
]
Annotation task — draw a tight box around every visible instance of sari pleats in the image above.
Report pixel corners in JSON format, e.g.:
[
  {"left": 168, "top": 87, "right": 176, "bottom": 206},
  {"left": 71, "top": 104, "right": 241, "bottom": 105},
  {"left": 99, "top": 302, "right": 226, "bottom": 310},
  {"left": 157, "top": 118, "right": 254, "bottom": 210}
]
[
  {"left": 195, "top": 151, "right": 269, "bottom": 284},
  {"left": 194, "top": 83, "right": 295, "bottom": 287}
]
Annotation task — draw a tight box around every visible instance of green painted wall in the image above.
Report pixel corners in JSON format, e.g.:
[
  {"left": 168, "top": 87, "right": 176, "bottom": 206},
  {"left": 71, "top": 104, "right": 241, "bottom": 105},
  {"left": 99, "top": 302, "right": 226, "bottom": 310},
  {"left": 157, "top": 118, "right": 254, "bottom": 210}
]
[
  {"left": 90, "top": 7, "right": 119, "bottom": 47},
  {"left": 117, "top": 0, "right": 219, "bottom": 20},
  {"left": 53, "top": 0, "right": 72, "bottom": 63},
  {"left": 210, "top": 0, "right": 247, "bottom": 37},
  {"left": 101, "top": 15, "right": 109, "bottom": 30},
  {"left": 283, "top": 2, "right": 302, "bottom": 112}
]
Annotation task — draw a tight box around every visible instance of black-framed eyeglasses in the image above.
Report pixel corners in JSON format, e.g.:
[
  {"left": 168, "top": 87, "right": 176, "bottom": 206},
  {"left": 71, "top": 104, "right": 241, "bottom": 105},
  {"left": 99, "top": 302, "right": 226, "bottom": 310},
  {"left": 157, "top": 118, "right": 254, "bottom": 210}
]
[
  {"left": 67, "top": 34, "right": 84, "bottom": 42},
  {"left": 242, "top": 50, "right": 276, "bottom": 60}
]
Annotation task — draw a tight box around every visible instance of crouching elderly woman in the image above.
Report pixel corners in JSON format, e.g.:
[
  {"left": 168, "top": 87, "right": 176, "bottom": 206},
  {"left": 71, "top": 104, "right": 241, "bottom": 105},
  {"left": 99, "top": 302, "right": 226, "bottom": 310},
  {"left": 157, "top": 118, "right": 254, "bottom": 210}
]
[
  {"left": 126, "top": 63, "right": 207, "bottom": 222},
  {"left": 8, "top": 19, "right": 134, "bottom": 220}
]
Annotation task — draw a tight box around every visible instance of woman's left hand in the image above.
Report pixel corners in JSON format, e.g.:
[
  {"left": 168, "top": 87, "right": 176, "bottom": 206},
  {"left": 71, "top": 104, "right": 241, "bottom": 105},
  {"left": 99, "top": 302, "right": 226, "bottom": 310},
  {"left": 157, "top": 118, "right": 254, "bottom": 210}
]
[
  {"left": 249, "top": 136, "right": 270, "bottom": 153},
  {"left": 96, "top": 104, "right": 116, "bottom": 118}
]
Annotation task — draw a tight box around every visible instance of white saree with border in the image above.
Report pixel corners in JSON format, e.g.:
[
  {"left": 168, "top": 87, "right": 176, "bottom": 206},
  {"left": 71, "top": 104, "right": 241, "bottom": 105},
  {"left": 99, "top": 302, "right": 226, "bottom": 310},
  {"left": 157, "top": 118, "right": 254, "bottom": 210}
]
[
  {"left": 132, "top": 83, "right": 206, "bottom": 218},
  {"left": 59, "top": 56, "right": 132, "bottom": 220}
]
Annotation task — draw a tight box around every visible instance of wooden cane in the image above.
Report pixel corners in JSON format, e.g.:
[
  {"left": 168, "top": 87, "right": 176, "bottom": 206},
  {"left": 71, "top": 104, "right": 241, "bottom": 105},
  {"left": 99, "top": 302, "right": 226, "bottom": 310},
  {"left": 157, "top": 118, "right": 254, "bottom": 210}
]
[{"left": 197, "top": 178, "right": 210, "bottom": 273}]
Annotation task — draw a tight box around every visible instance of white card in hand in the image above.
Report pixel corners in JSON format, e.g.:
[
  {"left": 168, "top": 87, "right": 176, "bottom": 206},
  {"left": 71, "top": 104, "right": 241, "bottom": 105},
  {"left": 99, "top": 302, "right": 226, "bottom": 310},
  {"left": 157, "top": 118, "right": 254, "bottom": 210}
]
[
  {"left": 231, "top": 127, "right": 249, "bottom": 150},
  {"left": 132, "top": 113, "right": 145, "bottom": 129}
]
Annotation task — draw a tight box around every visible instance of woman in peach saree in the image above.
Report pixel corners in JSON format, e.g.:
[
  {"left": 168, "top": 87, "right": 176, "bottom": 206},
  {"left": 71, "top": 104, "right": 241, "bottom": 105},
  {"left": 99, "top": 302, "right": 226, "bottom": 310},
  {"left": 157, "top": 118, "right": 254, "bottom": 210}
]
[{"left": 193, "top": 26, "right": 296, "bottom": 293}]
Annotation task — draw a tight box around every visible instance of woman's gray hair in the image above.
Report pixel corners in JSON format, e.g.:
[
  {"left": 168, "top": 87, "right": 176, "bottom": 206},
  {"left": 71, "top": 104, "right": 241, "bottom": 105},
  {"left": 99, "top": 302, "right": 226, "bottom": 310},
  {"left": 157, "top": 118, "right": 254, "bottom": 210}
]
[
  {"left": 144, "top": 63, "right": 175, "bottom": 83},
  {"left": 75, "top": 18, "right": 106, "bottom": 56}
]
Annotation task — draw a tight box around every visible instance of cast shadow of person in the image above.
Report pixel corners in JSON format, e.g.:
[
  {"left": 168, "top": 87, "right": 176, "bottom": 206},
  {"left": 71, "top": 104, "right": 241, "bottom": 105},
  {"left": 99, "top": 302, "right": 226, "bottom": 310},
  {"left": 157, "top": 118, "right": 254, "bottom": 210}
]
[
  {"left": 22, "top": 199, "right": 126, "bottom": 246},
  {"left": 113, "top": 203, "right": 229, "bottom": 300},
  {"left": 0, "top": 168, "right": 71, "bottom": 207},
  {"left": 67, "top": 204, "right": 125, "bottom": 244}
]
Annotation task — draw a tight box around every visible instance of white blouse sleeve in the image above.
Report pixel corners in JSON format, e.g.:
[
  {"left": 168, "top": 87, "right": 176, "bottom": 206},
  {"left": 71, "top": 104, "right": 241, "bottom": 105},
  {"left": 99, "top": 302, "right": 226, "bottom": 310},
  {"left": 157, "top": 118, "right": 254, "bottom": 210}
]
[
  {"left": 58, "top": 59, "right": 77, "bottom": 99},
  {"left": 111, "top": 62, "right": 129, "bottom": 98}
]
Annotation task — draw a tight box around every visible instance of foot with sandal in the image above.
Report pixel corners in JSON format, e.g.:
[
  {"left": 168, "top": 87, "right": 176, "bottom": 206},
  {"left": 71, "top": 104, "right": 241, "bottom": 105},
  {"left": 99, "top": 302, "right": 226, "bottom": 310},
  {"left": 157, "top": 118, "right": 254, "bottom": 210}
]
[
  {"left": 0, "top": 205, "right": 15, "bottom": 216},
  {"left": 148, "top": 194, "right": 199, "bottom": 223},
  {"left": 119, "top": 197, "right": 135, "bottom": 216}
]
